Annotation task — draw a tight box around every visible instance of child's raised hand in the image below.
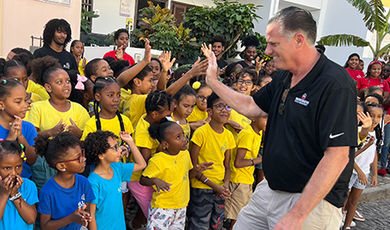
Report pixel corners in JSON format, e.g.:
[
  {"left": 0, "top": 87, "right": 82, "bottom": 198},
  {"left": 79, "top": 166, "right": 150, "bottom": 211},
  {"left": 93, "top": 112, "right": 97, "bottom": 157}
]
[
  {"left": 201, "top": 43, "right": 212, "bottom": 59},
  {"left": 10, "top": 175, "right": 23, "bottom": 197},
  {"left": 67, "top": 118, "right": 82, "bottom": 138},
  {"left": 7, "top": 116, "right": 23, "bottom": 140},
  {"left": 143, "top": 38, "right": 152, "bottom": 63},
  {"left": 189, "top": 57, "right": 208, "bottom": 77},
  {"left": 255, "top": 57, "right": 265, "bottom": 74},
  {"left": 152, "top": 178, "right": 171, "bottom": 193},
  {"left": 0, "top": 175, "right": 16, "bottom": 196},
  {"left": 119, "top": 131, "right": 133, "bottom": 144},
  {"left": 196, "top": 162, "right": 214, "bottom": 172},
  {"left": 159, "top": 51, "right": 176, "bottom": 72},
  {"left": 358, "top": 112, "right": 372, "bottom": 129}
]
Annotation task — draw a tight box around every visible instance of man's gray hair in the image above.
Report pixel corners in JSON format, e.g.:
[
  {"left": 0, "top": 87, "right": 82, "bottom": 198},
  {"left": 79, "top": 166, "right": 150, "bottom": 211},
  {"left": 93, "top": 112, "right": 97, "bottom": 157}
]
[{"left": 269, "top": 6, "right": 317, "bottom": 45}]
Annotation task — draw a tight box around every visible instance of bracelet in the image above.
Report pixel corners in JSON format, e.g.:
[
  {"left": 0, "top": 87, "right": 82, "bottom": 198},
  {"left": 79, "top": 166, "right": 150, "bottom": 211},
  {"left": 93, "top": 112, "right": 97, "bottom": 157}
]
[
  {"left": 250, "top": 158, "right": 255, "bottom": 166},
  {"left": 9, "top": 192, "right": 21, "bottom": 201},
  {"left": 203, "top": 178, "right": 209, "bottom": 183}
]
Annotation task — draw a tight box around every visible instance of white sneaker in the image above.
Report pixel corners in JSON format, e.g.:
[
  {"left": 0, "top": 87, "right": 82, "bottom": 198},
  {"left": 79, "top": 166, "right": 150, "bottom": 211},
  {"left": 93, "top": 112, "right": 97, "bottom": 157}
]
[{"left": 354, "top": 210, "right": 365, "bottom": 222}]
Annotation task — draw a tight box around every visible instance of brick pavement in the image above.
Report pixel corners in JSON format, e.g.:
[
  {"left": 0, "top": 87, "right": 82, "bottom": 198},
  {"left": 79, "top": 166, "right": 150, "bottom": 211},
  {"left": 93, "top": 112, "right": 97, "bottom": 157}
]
[{"left": 355, "top": 198, "right": 390, "bottom": 230}]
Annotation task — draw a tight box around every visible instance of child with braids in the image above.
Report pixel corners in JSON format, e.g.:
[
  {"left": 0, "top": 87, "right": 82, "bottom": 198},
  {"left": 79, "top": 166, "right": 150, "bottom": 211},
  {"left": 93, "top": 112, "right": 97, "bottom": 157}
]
[
  {"left": 0, "top": 140, "right": 38, "bottom": 229},
  {"left": 84, "top": 130, "right": 146, "bottom": 230},
  {"left": 36, "top": 132, "right": 95, "bottom": 230},
  {"left": 128, "top": 91, "right": 172, "bottom": 228},
  {"left": 140, "top": 120, "right": 212, "bottom": 229}
]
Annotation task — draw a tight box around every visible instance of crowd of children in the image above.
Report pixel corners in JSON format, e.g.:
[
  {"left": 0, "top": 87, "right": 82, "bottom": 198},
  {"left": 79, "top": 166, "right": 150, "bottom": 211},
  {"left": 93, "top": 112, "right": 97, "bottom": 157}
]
[{"left": 0, "top": 17, "right": 389, "bottom": 230}]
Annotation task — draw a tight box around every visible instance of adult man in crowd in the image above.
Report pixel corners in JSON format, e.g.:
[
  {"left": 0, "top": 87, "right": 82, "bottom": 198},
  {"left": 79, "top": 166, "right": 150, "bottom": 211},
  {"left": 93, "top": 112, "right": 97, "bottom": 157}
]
[
  {"left": 34, "top": 18, "right": 78, "bottom": 71},
  {"left": 206, "top": 6, "right": 357, "bottom": 230}
]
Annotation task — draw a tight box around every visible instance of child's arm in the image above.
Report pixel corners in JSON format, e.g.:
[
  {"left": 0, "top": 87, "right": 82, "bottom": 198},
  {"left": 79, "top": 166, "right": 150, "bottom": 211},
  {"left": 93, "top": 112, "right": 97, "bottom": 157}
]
[
  {"left": 89, "top": 204, "right": 97, "bottom": 230},
  {"left": 189, "top": 120, "right": 208, "bottom": 131},
  {"left": 234, "top": 148, "right": 262, "bottom": 168},
  {"left": 371, "top": 150, "right": 378, "bottom": 187},
  {"left": 116, "top": 39, "right": 151, "bottom": 88},
  {"left": 120, "top": 132, "right": 147, "bottom": 172},
  {"left": 353, "top": 162, "right": 368, "bottom": 186},
  {"left": 40, "top": 205, "right": 90, "bottom": 230},
  {"left": 225, "top": 120, "right": 244, "bottom": 133},
  {"left": 223, "top": 149, "right": 231, "bottom": 189},
  {"left": 140, "top": 176, "right": 171, "bottom": 192},
  {"left": 37, "top": 119, "right": 66, "bottom": 138},
  {"left": 10, "top": 176, "right": 37, "bottom": 224},
  {"left": 165, "top": 58, "right": 208, "bottom": 96}
]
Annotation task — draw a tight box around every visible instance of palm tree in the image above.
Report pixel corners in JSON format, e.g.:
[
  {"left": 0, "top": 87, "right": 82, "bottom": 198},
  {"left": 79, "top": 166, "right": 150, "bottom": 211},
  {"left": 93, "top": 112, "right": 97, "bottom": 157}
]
[{"left": 318, "top": 0, "right": 390, "bottom": 60}]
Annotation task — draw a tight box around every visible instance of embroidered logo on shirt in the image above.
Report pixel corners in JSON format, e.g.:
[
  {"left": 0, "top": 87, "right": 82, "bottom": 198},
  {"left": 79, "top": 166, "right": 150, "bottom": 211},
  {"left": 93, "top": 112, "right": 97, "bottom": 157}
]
[
  {"left": 221, "top": 143, "right": 228, "bottom": 151},
  {"left": 78, "top": 193, "right": 86, "bottom": 209}
]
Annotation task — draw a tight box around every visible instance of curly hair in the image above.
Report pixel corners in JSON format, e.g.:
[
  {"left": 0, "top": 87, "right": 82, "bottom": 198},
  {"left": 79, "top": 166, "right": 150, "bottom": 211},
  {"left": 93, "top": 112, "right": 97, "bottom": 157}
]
[
  {"left": 34, "top": 132, "right": 81, "bottom": 170},
  {"left": 30, "top": 56, "right": 62, "bottom": 85},
  {"left": 0, "top": 140, "right": 23, "bottom": 162},
  {"left": 145, "top": 91, "right": 172, "bottom": 114},
  {"left": 43, "top": 19, "right": 72, "bottom": 48},
  {"left": 83, "top": 130, "right": 118, "bottom": 164}
]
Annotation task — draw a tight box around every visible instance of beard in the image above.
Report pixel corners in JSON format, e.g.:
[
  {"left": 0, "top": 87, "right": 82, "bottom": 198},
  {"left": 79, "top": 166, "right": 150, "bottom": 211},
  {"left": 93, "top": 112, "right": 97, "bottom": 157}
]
[{"left": 53, "top": 38, "right": 65, "bottom": 46}]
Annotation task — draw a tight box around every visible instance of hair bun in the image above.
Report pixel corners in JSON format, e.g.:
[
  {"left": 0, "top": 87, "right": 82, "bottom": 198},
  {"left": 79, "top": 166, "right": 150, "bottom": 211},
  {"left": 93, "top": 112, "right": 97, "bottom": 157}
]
[{"left": 192, "top": 81, "right": 201, "bottom": 90}]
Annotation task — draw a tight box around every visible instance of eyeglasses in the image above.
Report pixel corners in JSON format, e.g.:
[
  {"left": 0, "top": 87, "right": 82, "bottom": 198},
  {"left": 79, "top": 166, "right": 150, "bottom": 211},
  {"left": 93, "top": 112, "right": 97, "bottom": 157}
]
[
  {"left": 57, "top": 151, "right": 85, "bottom": 164},
  {"left": 109, "top": 143, "right": 120, "bottom": 151},
  {"left": 214, "top": 104, "right": 231, "bottom": 111},
  {"left": 278, "top": 88, "right": 290, "bottom": 116},
  {"left": 237, "top": 79, "right": 253, "bottom": 85},
  {"left": 197, "top": 95, "right": 208, "bottom": 101}
]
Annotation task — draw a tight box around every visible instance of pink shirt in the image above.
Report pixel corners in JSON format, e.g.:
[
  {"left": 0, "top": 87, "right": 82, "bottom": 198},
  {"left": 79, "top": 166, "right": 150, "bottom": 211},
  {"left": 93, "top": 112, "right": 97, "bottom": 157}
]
[{"left": 103, "top": 50, "right": 135, "bottom": 65}]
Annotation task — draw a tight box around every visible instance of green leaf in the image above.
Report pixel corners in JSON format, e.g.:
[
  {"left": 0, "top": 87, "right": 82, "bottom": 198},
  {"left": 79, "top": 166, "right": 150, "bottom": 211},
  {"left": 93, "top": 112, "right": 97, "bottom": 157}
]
[{"left": 318, "top": 34, "right": 370, "bottom": 47}]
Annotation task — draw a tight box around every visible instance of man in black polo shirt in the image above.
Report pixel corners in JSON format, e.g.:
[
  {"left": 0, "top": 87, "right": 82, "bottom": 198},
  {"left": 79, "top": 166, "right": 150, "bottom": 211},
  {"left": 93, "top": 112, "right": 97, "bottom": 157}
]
[
  {"left": 34, "top": 19, "right": 78, "bottom": 72},
  {"left": 206, "top": 7, "right": 356, "bottom": 230}
]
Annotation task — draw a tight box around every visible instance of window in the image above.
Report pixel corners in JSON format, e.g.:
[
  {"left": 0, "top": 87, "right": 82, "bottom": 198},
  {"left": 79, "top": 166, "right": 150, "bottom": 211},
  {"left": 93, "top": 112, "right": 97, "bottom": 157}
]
[
  {"left": 171, "top": 2, "right": 192, "bottom": 25},
  {"left": 82, "top": 0, "right": 94, "bottom": 28}
]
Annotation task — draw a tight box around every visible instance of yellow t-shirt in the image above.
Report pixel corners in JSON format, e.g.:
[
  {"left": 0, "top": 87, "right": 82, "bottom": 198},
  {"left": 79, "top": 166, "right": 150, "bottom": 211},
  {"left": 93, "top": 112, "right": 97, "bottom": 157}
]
[
  {"left": 131, "top": 116, "right": 159, "bottom": 181},
  {"left": 26, "top": 100, "right": 90, "bottom": 132},
  {"left": 187, "top": 106, "right": 208, "bottom": 123},
  {"left": 230, "top": 125, "right": 261, "bottom": 185},
  {"left": 170, "top": 114, "right": 191, "bottom": 143},
  {"left": 78, "top": 58, "right": 87, "bottom": 77},
  {"left": 142, "top": 150, "right": 193, "bottom": 209},
  {"left": 190, "top": 123, "right": 236, "bottom": 190},
  {"left": 30, "top": 92, "right": 42, "bottom": 102},
  {"left": 26, "top": 80, "right": 50, "bottom": 100},
  {"left": 119, "top": 88, "right": 132, "bottom": 113},
  {"left": 81, "top": 114, "right": 134, "bottom": 141},
  {"left": 227, "top": 109, "right": 251, "bottom": 140},
  {"left": 123, "top": 94, "right": 148, "bottom": 128}
]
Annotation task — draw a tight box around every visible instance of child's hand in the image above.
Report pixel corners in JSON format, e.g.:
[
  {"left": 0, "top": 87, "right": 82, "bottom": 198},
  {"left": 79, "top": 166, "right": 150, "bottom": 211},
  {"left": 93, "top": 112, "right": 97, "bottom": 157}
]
[
  {"left": 255, "top": 57, "right": 265, "bottom": 74},
  {"left": 216, "top": 185, "right": 231, "bottom": 199},
  {"left": 159, "top": 51, "right": 176, "bottom": 73},
  {"left": 357, "top": 170, "right": 368, "bottom": 186},
  {"left": 196, "top": 162, "right": 214, "bottom": 173},
  {"left": 49, "top": 119, "right": 66, "bottom": 137},
  {"left": 371, "top": 175, "right": 378, "bottom": 187},
  {"left": 143, "top": 38, "right": 152, "bottom": 63},
  {"left": 71, "top": 205, "right": 91, "bottom": 226},
  {"left": 115, "top": 45, "right": 124, "bottom": 60},
  {"left": 201, "top": 43, "right": 212, "bottom": 59},
  {"left": 189, "top": 57, "right": 208, "bottom": 77},
  {"left": 358, "top": 112, "right": 372, "bottom": 129},
  {"left": 67, "top": 118, "right": 82, "bottom": 137},
  {"left": 9, "top": 175, "right": 23, "bottom": 197},
  {"left": 226, "top": 120, "right": 243, "bottom": 133},
  {"left": 152, "top": 178, "right": 171, "bottom": 193},
  {"left": 120, "top": 131, "right": 133, "bottom": 144},
  {"left": 7, "top": 116, "right": 23, "bottom": 140},
  {"left": 0, "top": 175, "right": 16, "bottom": 196}
]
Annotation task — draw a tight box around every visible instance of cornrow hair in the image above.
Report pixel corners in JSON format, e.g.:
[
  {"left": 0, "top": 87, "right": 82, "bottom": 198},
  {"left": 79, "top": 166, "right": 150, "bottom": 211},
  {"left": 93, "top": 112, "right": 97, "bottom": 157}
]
[
  {"left": 0, "top": 140, "right": 23, "bottom": 162},
  {"left": 145, "top": 91, "right": 172, "bottom": 114},
  {"left": 4, "top": 59, "right": 26, "bottom": 76},
  {"left": 173, "top": 85, "right": 196, "bottom": 102},
  {"left": 93, "top": 77, "right": 124, "bottom": 138},
  {"left": 0, "top": 78, "right": 23, "bottom": 100}
]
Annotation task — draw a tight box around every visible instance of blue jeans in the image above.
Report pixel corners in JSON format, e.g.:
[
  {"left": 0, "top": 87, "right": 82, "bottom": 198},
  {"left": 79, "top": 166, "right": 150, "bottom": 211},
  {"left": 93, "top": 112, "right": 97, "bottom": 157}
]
[{"left": 380, "top": 123, "right": 390, "bottom": 169}]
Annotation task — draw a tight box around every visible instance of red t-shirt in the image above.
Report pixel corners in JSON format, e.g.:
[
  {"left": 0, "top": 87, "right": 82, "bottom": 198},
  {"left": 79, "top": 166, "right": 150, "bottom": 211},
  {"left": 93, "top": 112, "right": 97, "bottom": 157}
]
[
  {"left": 358, "top": 77, "right": 390, "bottom": 92},
  {"left": 103, "top": 50, "right": 135, "bottom": 65},
  {"left": 346, "top": 68, "right": 365, "bottom": 81}
]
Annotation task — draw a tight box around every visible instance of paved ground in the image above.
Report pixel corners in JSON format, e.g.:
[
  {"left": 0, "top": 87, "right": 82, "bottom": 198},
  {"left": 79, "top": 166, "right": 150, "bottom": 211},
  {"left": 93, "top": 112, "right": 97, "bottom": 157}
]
[{"left": 355, "top": 198, "right": 390, "bottom": 230}]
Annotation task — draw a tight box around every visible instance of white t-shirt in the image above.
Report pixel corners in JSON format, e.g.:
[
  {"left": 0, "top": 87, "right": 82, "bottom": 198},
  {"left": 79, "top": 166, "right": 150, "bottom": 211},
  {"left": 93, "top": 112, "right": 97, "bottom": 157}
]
[{"left": 354, "top": 131, "right": 376, "bottom": 175}]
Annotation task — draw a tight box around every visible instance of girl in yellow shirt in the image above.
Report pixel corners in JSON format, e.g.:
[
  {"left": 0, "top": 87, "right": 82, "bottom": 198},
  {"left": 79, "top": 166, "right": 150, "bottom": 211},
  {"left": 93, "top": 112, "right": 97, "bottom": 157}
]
[
  {"left": 169, "top": 85, "right": 196, "bottom": 143},
  {"left": 140, "top": 120, "right": 212, "bottom": 229},
  {"left": 187, "top": 81, "right": 212, "bottom": 130}
]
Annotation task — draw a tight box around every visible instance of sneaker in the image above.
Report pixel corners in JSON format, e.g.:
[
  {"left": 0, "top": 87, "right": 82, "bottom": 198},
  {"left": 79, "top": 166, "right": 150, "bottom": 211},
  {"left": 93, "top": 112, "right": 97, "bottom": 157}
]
[
  {"left": 354, "top": 210, "right": 365, "bottom": 222},
  {"left": 378, "top": 168, "right": 387, "bottom": 176}
]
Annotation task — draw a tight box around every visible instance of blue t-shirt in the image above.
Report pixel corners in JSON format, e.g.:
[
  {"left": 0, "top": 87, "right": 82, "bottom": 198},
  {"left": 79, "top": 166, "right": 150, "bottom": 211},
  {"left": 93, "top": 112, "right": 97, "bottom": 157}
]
[
  {"left": 0, "top": 178, "right": 38, "bottom": 230},
  {"left": 0, "top": 121, "right": 37, "bottom": 178},
  {"left": 88, "top": 162, "right": 134, "bottom": 230},
  {"left": 38, "top": 174, "right": 95, "bottom": 230}
]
